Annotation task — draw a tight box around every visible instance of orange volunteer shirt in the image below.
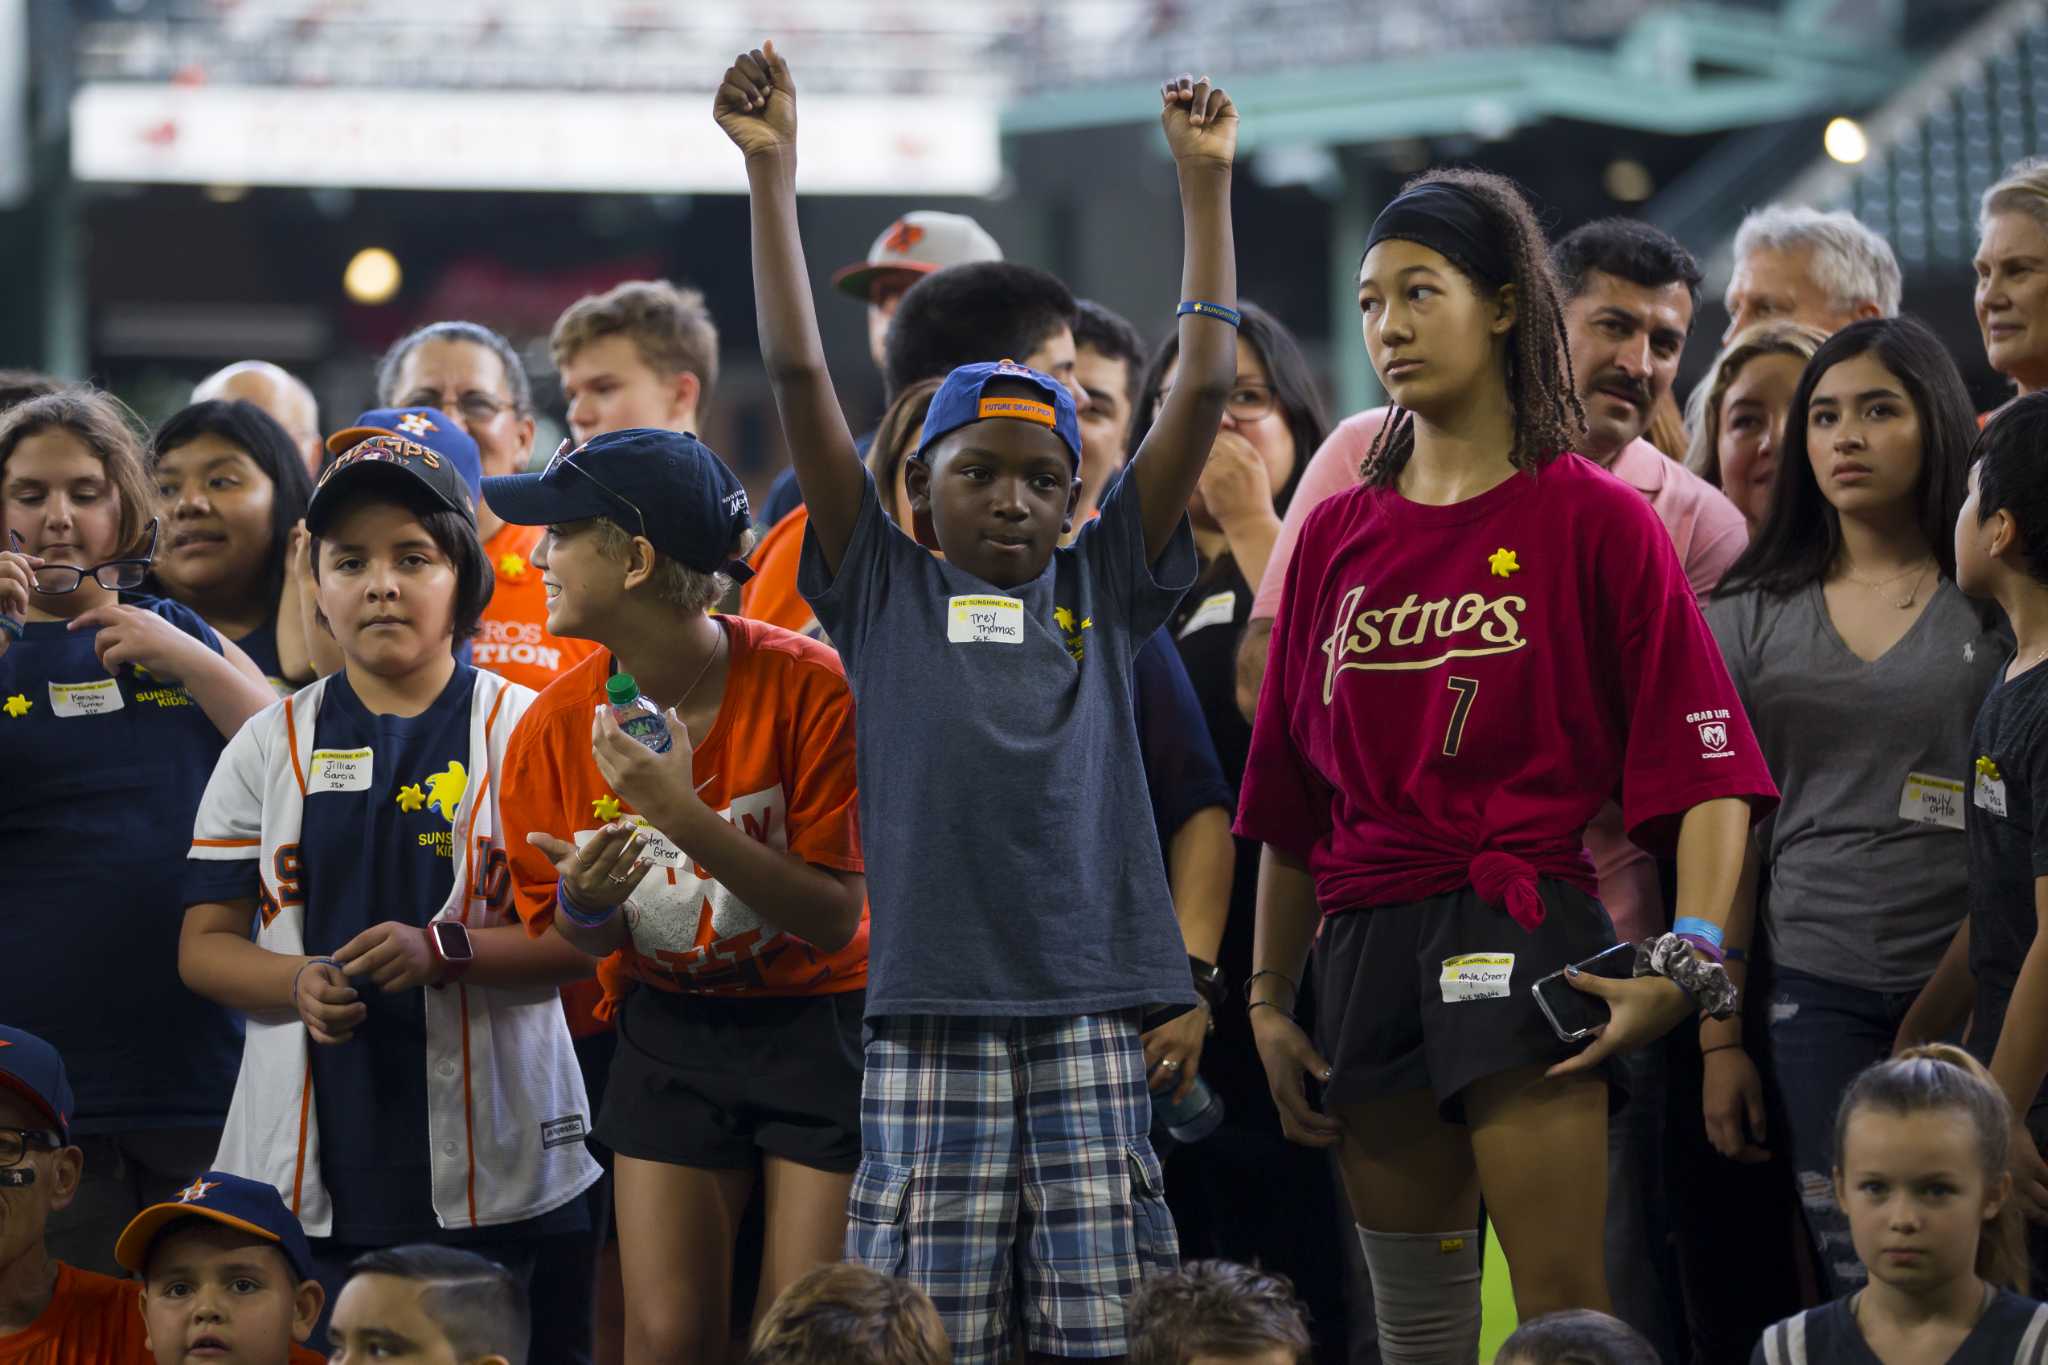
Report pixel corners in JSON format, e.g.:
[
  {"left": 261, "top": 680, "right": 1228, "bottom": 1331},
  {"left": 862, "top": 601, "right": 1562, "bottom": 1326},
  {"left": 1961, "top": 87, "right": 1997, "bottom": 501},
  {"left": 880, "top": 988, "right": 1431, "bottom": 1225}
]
[
  {"left": 0, "top": 1264, "right": 321, "bottom": 1365},
  {"left": 738, "top": 506, "right": 822, "bottom": 638},
  {"left": 501, "top": 615, "right": 866, "bottom": 1013},
  {"left": 474, "top": 523, "right": 603, "bottom": 694}
]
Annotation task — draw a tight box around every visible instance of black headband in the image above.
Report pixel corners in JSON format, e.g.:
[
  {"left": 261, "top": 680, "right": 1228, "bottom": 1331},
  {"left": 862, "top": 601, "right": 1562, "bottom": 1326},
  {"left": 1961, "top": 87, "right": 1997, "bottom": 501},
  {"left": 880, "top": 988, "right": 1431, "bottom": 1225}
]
[{"left": 1363, "top": 182, "right": 1513, "bottom": 287}]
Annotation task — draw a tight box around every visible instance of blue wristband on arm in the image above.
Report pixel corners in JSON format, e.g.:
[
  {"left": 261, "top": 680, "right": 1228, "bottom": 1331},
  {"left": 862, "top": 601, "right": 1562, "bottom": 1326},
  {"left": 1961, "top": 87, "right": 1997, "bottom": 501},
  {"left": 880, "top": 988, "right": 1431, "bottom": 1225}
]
[
  {"left": 555, "top": 880, "right": 620, "bottom": 930},
  {"left": 1177, "top": 300, "right": 1241, "bottom": 328},
  {"left": 1672, "top": 916, "right": 1724, "bottom": 951}
]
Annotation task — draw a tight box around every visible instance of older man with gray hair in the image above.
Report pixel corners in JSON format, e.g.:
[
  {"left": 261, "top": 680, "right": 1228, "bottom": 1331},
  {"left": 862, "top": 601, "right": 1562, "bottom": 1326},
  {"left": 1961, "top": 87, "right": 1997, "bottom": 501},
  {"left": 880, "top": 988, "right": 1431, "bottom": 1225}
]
[
  {"left": 1722, "top": 205, "right": 1901, "bottom": 342},
  {"left": 192, "top": 360, "right": 323, "bottom": 475}
]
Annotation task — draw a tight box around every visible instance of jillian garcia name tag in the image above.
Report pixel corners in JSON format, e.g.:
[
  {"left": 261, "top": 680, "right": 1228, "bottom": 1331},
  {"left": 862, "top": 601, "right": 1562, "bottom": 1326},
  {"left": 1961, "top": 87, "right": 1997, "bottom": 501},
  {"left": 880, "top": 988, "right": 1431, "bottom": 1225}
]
[
  {"left": 1439, "top": 953, "right": 1514, "bottom": 1003},
  {"left": 1899, "top": 772, "right": 1966, "bottom": 830},
  {"left": 947, "top": 595, "right": 1025, "bottom": 645},
  {"left": 308, "top": 748, "right": 374, "bottom": 794},
  {"left": 48, "top": 678, "right": 123, "bottom": 717}
]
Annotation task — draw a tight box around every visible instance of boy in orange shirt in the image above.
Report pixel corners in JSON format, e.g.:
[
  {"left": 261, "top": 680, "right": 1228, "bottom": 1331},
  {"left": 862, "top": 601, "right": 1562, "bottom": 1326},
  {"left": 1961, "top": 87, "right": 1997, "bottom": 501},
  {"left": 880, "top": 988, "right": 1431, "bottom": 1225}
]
[{"left": 493, "top": 428, "right": 867, "bottom": 1364}]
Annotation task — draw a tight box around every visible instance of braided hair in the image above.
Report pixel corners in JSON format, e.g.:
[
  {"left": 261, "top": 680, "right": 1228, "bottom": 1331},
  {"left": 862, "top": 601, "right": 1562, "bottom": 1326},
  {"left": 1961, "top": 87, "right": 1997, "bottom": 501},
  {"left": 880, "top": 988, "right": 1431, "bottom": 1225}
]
[{"left": 1360, "top": 168, "right": 1585, "bottom": 486}]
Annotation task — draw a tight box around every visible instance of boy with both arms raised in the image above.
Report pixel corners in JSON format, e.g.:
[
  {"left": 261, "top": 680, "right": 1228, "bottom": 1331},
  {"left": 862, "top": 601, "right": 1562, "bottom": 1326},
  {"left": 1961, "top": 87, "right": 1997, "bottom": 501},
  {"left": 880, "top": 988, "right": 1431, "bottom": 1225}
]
[{"left": 715, "top": 40, "right": 1240, "bottom": 1364}]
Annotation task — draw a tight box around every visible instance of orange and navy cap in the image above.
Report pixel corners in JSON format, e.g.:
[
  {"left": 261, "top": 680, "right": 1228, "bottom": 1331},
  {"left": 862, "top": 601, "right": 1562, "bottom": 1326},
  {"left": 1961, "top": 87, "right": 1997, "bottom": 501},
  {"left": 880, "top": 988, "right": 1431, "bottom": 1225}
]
[
  {"left": 830, "top": 211, "right": 1002, "bottom": 302},
  {"left": 915, "top": 359, "right": 1081, "bottom": 468},
  {"left": 115, "top": 1171, "right": 314, "bottom": 1282},
  {"left": 308, "top": 407, "right": 483, "bottom": 535},
  {"left": 0, "top": 1026, "right": 72, "bottom": 1141}
]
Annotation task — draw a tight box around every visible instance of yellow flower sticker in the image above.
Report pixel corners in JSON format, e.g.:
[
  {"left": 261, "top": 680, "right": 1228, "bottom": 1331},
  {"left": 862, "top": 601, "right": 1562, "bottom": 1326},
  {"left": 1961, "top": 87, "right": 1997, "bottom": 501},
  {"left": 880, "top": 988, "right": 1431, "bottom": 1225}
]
[
  {"left": 424, "top": 760, "right": 468, "bottom": 821},
  {"left": 1488, "top": 548, "right": 1520, "bottom": 578},
  {"left": 498, "top": 552, "right": 527, "bottom": 581},
  {"left": 3, "top": 694, "right": 30, "bottom": 718},
  {"left": 395, "top": 783, "right": 426, "bottom": 813},
  {"left": 593, "top": 794, "right": 623, "bottom": 822},
  {"left": 1977, "top": 756, "right": 2003, "bottom": 781}
]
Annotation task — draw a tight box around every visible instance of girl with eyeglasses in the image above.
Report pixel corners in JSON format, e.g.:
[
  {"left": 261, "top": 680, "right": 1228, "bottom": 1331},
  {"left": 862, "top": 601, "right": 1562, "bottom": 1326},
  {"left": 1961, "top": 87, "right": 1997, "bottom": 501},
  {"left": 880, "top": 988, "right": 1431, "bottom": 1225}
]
[{"left": 0, "top": 387, "right": 276, "bottom": 1277}]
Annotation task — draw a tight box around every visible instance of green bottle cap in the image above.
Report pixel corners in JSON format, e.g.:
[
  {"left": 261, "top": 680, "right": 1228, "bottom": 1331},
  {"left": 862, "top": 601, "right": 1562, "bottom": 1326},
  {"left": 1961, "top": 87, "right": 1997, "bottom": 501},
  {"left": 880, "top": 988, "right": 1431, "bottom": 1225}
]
[{"left": 605, "top": 673, "right": 641, "bottom": 705}]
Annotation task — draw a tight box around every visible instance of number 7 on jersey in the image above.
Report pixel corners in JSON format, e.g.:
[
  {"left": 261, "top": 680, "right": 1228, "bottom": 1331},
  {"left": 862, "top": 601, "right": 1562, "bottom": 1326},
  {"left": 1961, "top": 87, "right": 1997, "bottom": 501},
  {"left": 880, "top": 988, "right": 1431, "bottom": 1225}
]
[{"left": 1442, "top": 676, "right": 1479, "bottom": 757}]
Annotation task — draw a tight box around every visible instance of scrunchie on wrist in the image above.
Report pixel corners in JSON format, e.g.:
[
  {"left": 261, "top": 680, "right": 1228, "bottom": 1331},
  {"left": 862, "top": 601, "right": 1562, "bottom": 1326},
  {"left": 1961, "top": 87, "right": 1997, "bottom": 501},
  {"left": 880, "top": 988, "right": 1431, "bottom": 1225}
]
[{"left": 1635, "top": 933, "right": 1738, "bottom": 1020}]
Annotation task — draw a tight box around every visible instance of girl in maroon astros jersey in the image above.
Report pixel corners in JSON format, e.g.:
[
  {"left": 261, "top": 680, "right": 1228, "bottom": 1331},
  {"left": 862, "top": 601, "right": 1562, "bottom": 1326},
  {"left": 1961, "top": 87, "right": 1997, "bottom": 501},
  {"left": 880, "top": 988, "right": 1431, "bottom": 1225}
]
[{"left": 1236, "top": 167, "right": 1779, "bottom": 1354}]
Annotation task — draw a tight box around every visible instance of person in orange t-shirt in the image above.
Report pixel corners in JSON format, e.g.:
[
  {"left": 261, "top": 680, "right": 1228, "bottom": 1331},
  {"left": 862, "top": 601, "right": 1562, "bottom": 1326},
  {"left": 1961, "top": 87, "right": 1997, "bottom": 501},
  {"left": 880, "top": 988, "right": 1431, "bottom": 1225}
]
[
  {"left": 489, "top": 429, "right": 867, "bottom": 1364},
  {"left": 0, "top": 1027, "right": 325, "bottom": 1365}
]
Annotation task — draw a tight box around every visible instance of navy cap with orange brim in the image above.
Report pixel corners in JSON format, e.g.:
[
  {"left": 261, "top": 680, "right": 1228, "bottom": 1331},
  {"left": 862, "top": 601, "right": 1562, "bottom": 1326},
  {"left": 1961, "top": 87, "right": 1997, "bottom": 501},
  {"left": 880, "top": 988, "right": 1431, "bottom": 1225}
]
[{"left": 115, "top": 1171, "right": 315, "bottom": 1283}]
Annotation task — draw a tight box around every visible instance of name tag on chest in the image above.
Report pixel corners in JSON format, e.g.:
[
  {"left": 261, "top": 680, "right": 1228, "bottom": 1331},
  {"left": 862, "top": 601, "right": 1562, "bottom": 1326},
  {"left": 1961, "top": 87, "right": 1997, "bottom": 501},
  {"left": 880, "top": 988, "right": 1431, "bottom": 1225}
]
[
  {"left": 947, "top": 595, "right": 1025, "bottom": 645},
  {"left": 1899, "top": 772, "right": 1966, "bottom": 830},
  {"left": 1977, "top": 770, "right": 2010, "bottom": 818},
  {"left": 309, "top": 748, "right": 374, "bottom": 793},
  {"left": 48, "top": 678, "right": 123, "bottom": 718},
  {"left": 1177, "top": 590, "right": 1237, "bottom": 639}
]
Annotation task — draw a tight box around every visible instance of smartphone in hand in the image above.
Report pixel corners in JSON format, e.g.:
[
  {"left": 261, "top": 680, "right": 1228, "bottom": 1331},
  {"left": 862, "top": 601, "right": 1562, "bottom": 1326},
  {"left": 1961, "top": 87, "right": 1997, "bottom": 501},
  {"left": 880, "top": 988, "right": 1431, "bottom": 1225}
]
[{"left": 1531, "top": 941, "right": 1640, "bottom": 1043}]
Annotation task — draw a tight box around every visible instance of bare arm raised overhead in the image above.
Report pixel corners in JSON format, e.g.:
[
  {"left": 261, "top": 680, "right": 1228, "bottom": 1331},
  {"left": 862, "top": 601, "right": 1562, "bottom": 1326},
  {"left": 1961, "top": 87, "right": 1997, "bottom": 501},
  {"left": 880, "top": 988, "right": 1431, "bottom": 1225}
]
[
  {"left": 1129, "top": 76, "right": 1240, "bottom": 564},
  {"left": 714, "top": 42, "right": 865, "bottom": 576}
]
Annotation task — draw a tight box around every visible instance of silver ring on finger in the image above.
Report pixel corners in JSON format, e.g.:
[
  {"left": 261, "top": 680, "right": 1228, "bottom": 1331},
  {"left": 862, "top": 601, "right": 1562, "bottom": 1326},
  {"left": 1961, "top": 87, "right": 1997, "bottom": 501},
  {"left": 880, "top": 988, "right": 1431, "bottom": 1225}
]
[
  {"left": 607, "top": 871, "right": 630, "bottom": 884},
  {"left": 1159, "top": 1058, "right": 1181, "bottom": 1071}
]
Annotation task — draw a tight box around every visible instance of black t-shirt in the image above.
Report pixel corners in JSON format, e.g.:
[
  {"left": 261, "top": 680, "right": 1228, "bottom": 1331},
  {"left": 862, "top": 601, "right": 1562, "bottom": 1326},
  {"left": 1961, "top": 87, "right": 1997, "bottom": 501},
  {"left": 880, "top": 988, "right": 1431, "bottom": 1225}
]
[
  {"left": 1966, "top": 663, "right": 2048, "bottom": 1106},
  {"left": 1752, "top": 1291, "right": 2048, "bottom": 1365}
]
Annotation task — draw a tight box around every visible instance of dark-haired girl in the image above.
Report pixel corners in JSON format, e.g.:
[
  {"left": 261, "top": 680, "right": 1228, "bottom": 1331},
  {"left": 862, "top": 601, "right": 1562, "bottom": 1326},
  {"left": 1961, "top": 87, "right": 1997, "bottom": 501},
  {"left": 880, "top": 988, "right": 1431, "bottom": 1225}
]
[
  {"left": 176, "top": 432, "right": 601, "bottom": 1355},
  {"left": 1753, "top": 1046, "right": 2042, "bottom": 1365},
  {"left": 150, "top": 398, "right": 316, "bottom": 691},
  {"left": 1238, "top": 169, "right": 1776, "bottom": 1344},
  {"left": 0, "top": 388, "right": 277, "bottom": 1272},
  {"left": 1704, "top": 316, "right": 2003, "bottom": 1295}
]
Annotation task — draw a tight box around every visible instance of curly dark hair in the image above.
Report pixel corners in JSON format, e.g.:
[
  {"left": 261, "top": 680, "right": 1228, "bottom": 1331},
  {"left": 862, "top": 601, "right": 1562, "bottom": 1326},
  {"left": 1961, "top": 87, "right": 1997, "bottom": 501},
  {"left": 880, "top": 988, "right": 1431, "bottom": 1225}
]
[{"left": 1360, "top": 167, "right": 1585, "bottom": 486}]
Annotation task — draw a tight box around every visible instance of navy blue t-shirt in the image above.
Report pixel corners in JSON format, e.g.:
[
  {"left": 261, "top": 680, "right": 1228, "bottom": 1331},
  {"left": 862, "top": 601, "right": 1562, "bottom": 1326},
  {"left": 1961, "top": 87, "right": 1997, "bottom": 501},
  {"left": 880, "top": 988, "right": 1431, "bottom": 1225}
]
[
  {"left": 1132, "top": 631, "right": 1234, "bottom": 854},
  {"left": 0, "top": 596, "right": 242, "bottom": 1132},
  {"left": 1753, "top": 1291, "right": 2048, "bottom": 1365}
]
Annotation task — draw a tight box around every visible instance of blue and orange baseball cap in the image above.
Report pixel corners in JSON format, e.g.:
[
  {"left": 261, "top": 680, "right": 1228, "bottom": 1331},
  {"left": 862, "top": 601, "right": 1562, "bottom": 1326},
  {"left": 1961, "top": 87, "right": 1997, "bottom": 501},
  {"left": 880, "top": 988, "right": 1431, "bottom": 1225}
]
[
  {"left": 915, "top": 359, "right": 1081, "bottom": 468},
  {"left": 308, "top": 407, "right": 483, "bottom": 535},
  {"left": 483, "top": 428, "right": 755, "bottom": 580},
  {"left": 115, "top": 1171, "right": 315, "bottom": 1282},
  {"left": 0, "top": 1026, "right": 72, "bottom": 1141}
]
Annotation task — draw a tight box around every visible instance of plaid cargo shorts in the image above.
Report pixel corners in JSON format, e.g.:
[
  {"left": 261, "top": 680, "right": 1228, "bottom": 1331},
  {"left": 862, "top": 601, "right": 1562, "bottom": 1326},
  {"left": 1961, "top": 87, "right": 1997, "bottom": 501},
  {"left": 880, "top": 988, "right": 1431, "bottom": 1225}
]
[{"left": 846, "top": 1009, "right": 1180, "bottom": 1364}]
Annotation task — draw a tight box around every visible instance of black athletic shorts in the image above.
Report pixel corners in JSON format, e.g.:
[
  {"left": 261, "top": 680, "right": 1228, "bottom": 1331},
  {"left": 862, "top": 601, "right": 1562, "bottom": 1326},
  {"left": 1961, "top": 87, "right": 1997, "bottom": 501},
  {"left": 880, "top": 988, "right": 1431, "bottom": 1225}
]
[
  {"left": 1314, "top": 879, "right": 1619, "bottom": 1122},
  {"left": 598, "top": 985, "right": 865, "bottom": 1174}
]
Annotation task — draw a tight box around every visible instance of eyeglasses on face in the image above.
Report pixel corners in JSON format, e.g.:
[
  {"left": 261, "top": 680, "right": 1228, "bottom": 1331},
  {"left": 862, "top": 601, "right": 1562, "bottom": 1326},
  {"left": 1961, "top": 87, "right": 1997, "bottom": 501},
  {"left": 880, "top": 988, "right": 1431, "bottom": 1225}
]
[
  {"left": 0, "top": 1126, "right": 62, "bottom": 1168},
  {"left": 401, "top": 391, "right": 518, "bottom": 425},
  {"left": 1153, "top": 382, "right": 1279, "bottom": 423},
  {"left": 21, "top": 519, "right": 158, "bottom": 594}
]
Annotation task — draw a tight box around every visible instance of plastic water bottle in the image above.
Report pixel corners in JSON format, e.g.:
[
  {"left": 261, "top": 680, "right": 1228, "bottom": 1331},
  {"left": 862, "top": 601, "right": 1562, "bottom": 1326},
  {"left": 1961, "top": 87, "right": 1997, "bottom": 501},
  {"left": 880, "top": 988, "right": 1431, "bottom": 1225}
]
[
  {"left": 1153, "top": 1075, "right": 1225, "bottom": 1144},
  {"left": 606, "top": 674, "right": 672, "bottom": 752}
]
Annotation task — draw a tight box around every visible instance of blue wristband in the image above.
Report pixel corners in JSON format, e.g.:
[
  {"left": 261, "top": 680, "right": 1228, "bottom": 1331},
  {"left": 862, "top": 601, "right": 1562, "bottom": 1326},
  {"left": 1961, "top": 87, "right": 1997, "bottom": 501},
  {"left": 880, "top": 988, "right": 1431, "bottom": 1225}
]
[
  {"left": 0, "top": 615, "right": 19, "bottom": 641},
  {"left": 1177, "top": 300, "right": 1241, "bottom": 328},
  {"left": 556, "top": 881, "right": 619, "bottom": 930},
  {"left": 1723, "top": 945, "right": 1747, "bottom": 964},
  {"left": 1672, "top": 916, "right": 1724, "bottom": 951}
]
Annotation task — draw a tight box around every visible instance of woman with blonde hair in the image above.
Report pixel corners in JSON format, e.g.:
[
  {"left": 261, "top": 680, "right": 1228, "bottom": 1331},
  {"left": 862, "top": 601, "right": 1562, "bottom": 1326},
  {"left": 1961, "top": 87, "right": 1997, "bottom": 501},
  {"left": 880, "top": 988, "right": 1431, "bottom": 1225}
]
[
  {"left": 1684, "top": 321, "right": 1829, "bottom": 530},
  {"left": 1976, "top": 157, "right": 2048, "bottom": 399}
]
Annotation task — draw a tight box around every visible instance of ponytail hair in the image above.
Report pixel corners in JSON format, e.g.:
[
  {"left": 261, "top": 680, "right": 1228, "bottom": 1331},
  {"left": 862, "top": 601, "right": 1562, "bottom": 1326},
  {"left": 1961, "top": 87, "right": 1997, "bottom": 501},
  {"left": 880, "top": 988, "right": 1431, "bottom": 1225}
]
[{"left": 1833, "top": 1044, "right": 2028, "bottom": 1292}]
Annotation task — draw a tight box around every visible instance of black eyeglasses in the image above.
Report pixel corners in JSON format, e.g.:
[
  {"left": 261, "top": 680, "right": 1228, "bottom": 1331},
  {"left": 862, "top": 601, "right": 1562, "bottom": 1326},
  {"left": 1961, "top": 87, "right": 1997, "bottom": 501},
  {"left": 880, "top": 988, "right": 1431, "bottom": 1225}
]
[
  {"left": 544, "top": 441, "right": 646, "bottom": 537},
  {"left": 1153, "top": 382, "right": 1278, "bottom": 422},
  {"left": 402, "top": 391, "right": 516, "bottom": 425},
  {"left": 0, "top": 1126, "right": 62, "bottom": 1167},
  {"left": 18, "top": 519, "right": 158, "bottom": 594}
]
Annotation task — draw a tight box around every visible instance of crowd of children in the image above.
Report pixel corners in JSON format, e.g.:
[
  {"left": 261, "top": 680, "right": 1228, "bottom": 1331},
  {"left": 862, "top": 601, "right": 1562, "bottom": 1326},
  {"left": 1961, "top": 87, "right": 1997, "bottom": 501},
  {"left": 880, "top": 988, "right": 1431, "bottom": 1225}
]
[{"left": 16, "top": 36, "right": 2048, "bottom": 1365}]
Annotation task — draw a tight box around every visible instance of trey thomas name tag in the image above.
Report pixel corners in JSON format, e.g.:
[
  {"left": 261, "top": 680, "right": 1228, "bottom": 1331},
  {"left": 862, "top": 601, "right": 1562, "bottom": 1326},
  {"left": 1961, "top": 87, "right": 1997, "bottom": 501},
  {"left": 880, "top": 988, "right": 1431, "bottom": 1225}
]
[{"left": 947, "top": 595, "right": 1024, "bottom": 645}]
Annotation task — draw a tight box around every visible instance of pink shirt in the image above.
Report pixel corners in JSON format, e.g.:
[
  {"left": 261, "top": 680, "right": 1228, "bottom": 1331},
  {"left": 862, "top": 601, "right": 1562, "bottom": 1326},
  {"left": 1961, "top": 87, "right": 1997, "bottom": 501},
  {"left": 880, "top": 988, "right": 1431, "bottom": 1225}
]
[
  {"left": 1235, "top": 453, "right": 1774, "bottom": 925},
  {"left": 1247, "top": 411, "right": 1752, "bottom": 941}
]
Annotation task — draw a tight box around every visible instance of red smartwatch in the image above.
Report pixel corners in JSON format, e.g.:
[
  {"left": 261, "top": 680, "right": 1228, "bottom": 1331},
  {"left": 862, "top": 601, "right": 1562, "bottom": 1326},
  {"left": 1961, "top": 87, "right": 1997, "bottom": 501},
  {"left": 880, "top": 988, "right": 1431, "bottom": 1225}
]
[{"left": 426, "top": 920, "right": 474, "bottom": 989}]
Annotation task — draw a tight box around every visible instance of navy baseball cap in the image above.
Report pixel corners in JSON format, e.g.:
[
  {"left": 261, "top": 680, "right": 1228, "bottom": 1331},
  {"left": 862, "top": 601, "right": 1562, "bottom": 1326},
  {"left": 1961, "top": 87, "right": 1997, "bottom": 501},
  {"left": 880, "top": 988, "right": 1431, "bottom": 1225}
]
[
  {"left": 307, "top": 407, "right": 482, "bottom": 535},
  {"left": 483, "top": 428, "right": 754, "bottom": 580},
  {"left": 0, "top": 1026, "right": 72, "bottom": 1141},
  {"left": 915, "top": 359, "right": 1081, "bottom": 468},
  {"left": 116, "top": 1171, "right": 316, "bottom": 1282}
]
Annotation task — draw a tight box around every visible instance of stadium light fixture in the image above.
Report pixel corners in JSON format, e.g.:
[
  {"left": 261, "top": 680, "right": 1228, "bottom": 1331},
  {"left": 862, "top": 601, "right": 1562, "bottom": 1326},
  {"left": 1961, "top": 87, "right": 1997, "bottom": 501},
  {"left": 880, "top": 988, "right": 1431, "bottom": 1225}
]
[
  {"left": 344, "top": 248, "right": 402, "bottom": 305},
  {"left": 1824, "top": 117, "right": 1869, "bottom": 164},
  {"left": 1603, "top": 158, "right": 1654, "bottom": 203}
]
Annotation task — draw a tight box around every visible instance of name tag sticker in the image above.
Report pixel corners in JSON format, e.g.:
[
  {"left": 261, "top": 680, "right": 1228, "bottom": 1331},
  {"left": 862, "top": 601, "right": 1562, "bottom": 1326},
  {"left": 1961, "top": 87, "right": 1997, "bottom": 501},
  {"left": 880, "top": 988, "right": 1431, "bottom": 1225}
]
[
  {"left": 1440, "top": 953, "right": 1514, "bottom": 1003},
  {"left": 1177, "top": 590, "right": 1238, "bottom": 640},
  {"left": 1977, "top": 771, "right": 2010, "bottom": 818},
  {"left": 947, "top": 595, "right": 1024, "bottom": 645},
  {"left": 48, "top": 678, "right": 123, "bottom": 718},
  {"left": 308, "top": 748, "right": 373, "bottom": 793},
  {"left": 1900, "top": 772, "right": 1966, "bottom": 830}
]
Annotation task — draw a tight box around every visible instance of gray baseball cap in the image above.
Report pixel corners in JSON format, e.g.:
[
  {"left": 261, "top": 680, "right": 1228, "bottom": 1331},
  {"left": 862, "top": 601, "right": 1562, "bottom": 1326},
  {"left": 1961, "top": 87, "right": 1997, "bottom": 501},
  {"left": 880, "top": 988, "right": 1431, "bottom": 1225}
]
[{"left": 832, "top": 211, "right": 1003, "bottom": 301}]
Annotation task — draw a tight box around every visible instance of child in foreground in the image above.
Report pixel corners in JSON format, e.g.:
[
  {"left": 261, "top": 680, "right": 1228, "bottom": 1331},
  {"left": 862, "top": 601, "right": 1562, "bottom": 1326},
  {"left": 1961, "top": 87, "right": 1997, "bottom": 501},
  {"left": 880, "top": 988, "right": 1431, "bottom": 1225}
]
[
  {"left": 743, "top": 1263, "right": 949, "bottom": 1365},
  {"left": 1125, "top": 1260, "right": 1312, "bottom": 1365},
  {"left": 1752, "top": 1046, "right": 2043, "bottom": 1365},
  {"left": 327, "top": 1245, "right": 529, "bottom": 1365}
]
